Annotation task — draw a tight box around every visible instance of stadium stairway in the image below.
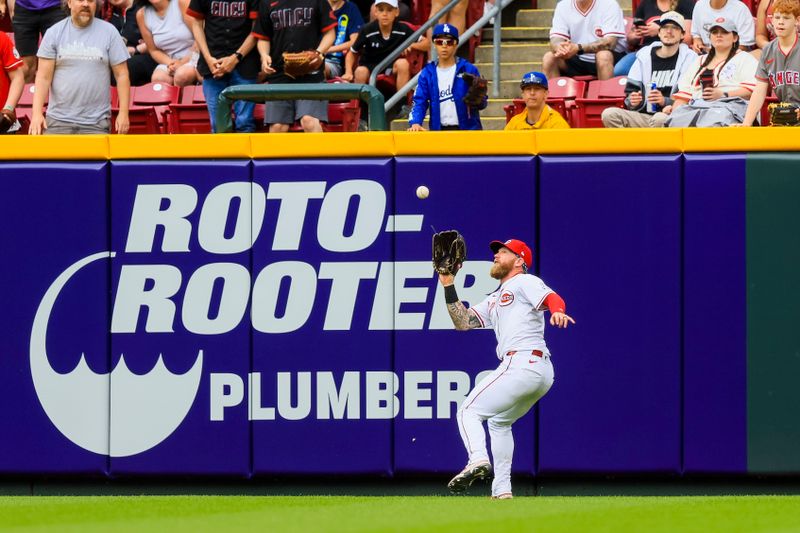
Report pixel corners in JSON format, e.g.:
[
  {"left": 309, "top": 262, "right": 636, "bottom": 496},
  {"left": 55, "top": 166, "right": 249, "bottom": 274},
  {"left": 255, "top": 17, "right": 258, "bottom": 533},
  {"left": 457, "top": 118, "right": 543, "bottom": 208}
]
[{"left": 391, "top": 0, "right": 632, "bottom": 130}]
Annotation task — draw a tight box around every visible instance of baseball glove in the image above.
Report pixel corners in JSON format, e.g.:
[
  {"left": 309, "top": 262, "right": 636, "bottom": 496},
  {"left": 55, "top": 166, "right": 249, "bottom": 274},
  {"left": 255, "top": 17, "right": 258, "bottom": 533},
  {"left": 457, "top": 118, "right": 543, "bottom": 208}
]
[
  {"left": 461, "top": 73, "right": 488, "bottom": 107},
  {"left": 0, "top": 108, "right": 16, "bottom": 134},
  {"left": 282, "top": 51, "right": 322, "bottom": 79},
  {"left": 432, "top": 230, "right": 467, "bottom": 275},
  {"left": 768, "top": 102, "right": 800, "bottom": 126}
]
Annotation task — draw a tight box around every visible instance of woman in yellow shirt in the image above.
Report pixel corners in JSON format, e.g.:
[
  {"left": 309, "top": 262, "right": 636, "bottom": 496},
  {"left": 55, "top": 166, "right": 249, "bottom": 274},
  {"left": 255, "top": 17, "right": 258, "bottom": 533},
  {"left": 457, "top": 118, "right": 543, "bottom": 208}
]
[{"left": 505, "top": 71, "right": 570, "bottom": 130}]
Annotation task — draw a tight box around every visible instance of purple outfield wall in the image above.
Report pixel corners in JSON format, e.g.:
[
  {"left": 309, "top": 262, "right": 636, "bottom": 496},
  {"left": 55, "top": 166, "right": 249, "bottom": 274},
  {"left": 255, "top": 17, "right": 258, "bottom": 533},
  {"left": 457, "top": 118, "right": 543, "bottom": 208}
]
[
  {"left": 682, "top": 155, "right": 747, "bottom": 474},
  {"left": 0, "top": 155, "right": 748, "bottom": 477},
  {"left": 537, "top": 156, "right": 682, "bottom": 474}
]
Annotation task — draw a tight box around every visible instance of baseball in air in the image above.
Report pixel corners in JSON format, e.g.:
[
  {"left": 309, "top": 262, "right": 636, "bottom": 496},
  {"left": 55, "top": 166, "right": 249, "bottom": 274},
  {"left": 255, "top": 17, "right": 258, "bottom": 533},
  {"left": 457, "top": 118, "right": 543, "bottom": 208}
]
[{"left": 416, "top": 185, "right": 430, "bottom": 199}]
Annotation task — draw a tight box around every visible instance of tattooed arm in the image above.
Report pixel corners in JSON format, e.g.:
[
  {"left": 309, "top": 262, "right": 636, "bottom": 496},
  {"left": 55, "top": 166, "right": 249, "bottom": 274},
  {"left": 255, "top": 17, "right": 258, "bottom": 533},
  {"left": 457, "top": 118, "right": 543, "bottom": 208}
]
[
  {"left": 439, "top": 273, "right": 483, "bottom": 331},
  {"left": 446, "top": 301, "right": 483, "bottom": 331}
]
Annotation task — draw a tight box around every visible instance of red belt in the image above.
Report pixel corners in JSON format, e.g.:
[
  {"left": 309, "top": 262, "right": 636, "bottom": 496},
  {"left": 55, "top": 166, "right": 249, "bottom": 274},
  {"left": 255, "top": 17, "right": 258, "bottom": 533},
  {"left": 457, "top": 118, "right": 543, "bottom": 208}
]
[{"left": 506, "top": 350, "right": 543, "bottom": 357}]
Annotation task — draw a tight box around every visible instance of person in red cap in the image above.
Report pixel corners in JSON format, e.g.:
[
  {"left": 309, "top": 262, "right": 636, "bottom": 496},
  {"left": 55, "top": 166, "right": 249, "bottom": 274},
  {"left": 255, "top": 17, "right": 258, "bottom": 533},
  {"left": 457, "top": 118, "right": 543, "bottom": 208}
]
[{"left": 439, "top": 237, "right": 574, "bottom": 499}]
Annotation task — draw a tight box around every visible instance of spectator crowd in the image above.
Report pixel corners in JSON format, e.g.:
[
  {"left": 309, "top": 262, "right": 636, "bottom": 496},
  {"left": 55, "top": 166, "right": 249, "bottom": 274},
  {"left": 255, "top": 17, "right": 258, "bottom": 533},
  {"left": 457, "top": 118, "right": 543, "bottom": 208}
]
[{"left": 0, "top": 0, "right": 797, "bottom": 134}]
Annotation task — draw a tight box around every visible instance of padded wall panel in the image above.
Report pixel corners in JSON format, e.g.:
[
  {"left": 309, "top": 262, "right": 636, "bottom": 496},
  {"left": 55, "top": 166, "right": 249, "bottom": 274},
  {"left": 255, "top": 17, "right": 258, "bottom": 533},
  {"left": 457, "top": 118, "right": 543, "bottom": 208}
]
[
  {"left": 393, "top": 157, "right": 537, "bottom": 475},
  {"left": 0, "top": 162, "right": 110, "bottom": 474},
  {"left": 109, "top": 161, "right": 252, "bottom": 476},
  {"left": 538, "top": 155, "right": 681, "bottom": 474}
]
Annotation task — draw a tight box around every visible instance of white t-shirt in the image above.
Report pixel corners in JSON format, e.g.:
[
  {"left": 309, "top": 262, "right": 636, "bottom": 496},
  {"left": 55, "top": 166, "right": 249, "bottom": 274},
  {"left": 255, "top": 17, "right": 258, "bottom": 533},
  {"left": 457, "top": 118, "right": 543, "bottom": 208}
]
[
  {"left": 673, "top": 49, "right": 757, "bottom": 100},
  {"left": 143, "top": 0, "right": 195, "bottom": 60},
  {"left": 549, "top": 0, "right": 628, "bottom": 62},
  {"left": 690, "top": 0, "right": 755, "bottom": 47},
  {"left": 470, "top": 273, "right": 553, "bottom": 360},
  {"left": 437, "top": 64, "right": 458, "bottom": 126}
]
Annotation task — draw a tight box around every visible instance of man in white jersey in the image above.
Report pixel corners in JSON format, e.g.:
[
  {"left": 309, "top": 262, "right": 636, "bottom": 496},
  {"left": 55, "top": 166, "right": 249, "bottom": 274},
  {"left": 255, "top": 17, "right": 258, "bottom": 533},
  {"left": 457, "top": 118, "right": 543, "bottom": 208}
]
[
  {"left": 439, "top": 238, "right": 575, "bottom": 499},
  {"left": 542, "top": 0, "right": 627, "bottom": 80},
  {"left": 690, "top": 0, "right": 755, "bottom": 53}
]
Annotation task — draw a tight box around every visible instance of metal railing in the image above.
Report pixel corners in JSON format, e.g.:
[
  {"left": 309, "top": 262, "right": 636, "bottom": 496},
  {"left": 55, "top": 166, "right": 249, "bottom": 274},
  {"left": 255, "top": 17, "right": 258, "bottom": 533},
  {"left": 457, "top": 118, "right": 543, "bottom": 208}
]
[
  {"left": 380, "top": 0, "right": 516, "bottom": 112},
  {"left": 215, "top": 83, "right": 388, "bottom": 132}
]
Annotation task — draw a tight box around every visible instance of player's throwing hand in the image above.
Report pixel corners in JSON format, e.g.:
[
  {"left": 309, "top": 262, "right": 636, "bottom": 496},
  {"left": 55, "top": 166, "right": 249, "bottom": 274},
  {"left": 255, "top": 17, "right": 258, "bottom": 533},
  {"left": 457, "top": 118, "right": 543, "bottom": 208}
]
[{"left": 550, "top": 312, "right": 575, "bottom": 328}]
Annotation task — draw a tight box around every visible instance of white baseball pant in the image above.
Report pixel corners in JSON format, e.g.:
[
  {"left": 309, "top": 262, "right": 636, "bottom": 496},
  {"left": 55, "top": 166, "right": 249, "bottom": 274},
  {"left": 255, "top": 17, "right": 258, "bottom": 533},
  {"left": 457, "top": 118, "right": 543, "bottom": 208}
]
[{"left": 457, "top": 350, "right": 554, "bottom": 497}]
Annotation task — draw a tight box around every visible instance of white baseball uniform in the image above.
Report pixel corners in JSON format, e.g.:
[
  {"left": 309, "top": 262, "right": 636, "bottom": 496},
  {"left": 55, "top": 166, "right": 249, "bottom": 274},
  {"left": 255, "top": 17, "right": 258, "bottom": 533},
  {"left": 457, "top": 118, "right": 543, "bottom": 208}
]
[
  {"left": 459, "top": 272, "right": 557, "bottom": 497},
  {"left": 690, "top": 0, "right": 756, "bottom": 47},
  {"left": 549, "top": 0, "right": 628, "bottom": 62}
]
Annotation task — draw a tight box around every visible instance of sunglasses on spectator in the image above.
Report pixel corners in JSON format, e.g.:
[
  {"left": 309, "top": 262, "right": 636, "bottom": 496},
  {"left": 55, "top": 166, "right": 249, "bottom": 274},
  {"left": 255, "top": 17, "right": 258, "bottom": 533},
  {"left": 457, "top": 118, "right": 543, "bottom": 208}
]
[{"left": 433, "top": 38, "right": 457, "bottom": 46}]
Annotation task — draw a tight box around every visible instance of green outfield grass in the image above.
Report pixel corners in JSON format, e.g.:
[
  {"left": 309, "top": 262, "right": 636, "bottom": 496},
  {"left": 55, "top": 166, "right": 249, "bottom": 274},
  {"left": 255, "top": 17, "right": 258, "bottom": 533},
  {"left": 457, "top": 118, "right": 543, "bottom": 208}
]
[{"left": 1, "top": 495, "right": 799, "bottom": 532}]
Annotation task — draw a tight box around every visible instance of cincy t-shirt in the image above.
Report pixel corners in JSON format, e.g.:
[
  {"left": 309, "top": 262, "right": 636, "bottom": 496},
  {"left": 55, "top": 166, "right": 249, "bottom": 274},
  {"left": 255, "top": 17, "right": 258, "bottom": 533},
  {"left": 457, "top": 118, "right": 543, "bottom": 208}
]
[
  {"left": 252, "top": 0, "right": 336, "bottom": 82},
  {"left": 187, "top": 0, "right": 260, "bottom": 78},
  {"left": 37, "top": 18, "right": 129, "bottom": 124}
]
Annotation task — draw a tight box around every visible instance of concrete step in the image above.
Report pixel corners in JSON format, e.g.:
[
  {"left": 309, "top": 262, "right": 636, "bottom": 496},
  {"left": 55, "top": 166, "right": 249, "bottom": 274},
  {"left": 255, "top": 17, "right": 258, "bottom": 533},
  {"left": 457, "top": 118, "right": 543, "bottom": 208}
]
[
  {"left": 488, "top": 79, "right": 536, "bottom": 98},
  {"left": 476, "top": 61, "right": 543, "bottom": 81},
  {"left": 389, "top": 116, "right": 509, "bottom": 131},
  {"left": 481, "top": 26, "right": 550, "bottom": 41},
  {"left": 516, "top": 7, "right": 631, "bottom": 27},
  {"left": 475, "top": 42, "right": 550, "bottom": 63},
  {"left": 485, "top": 99, "right": 516, "bottom": 115},
  {"left": 516, "top": 9, "right": 555, "bottom": 28}
]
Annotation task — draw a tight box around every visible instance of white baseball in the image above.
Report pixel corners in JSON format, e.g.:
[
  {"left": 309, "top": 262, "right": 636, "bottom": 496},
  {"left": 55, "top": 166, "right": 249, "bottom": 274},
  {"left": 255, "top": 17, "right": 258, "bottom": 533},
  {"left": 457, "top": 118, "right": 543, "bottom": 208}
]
[{"left": 416, "top": 185, "right": 429, "bottom": 200}]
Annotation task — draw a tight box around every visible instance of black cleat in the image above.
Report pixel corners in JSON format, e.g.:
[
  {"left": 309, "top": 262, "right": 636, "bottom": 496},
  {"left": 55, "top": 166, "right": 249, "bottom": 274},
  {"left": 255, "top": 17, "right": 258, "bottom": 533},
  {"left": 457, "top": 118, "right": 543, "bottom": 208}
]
[{"left": 447, "top": 461, "right": 493, "bottom": 494}]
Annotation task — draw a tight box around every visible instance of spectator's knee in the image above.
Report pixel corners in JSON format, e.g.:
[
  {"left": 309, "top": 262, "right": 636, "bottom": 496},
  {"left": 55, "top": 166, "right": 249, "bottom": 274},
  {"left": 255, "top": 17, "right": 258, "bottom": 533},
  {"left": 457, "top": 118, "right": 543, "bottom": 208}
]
[
  {"left": 394, "top": 58, "right": 409, "bottom": 73},
  {"left": 354, "top": 66, "right": 370, "bottom": 83},
  {"left": 542, "top": 52, "right": 554, "bottom": 66},
  {"left": 173, "top": 68, "right": 196, "bottom": 87},
  {"left": 300, "top": 115, "right": 320, "bottom": 131},
  {"left": 595, "top": 50, "right": 613, "bottom": 66}
]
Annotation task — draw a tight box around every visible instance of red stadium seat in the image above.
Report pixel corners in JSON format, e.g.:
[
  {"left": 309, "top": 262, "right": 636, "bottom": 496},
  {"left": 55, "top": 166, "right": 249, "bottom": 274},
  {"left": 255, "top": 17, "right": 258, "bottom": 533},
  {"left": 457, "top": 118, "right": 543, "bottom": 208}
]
[
  {"left": 116, "top": 82, "right": 181, "bottom": 133},
  {"left": 324, "top": 100, "right": 361, "bottom": 132},
  {"left": 164, "top": 85, "right": 209, "bottom": 133},
  {"left": 165, "top": 104, "right": 211, "bottom": 134},
  {"left": 179, "top": 84, "right": 207, "bottom": 105},
  {"left": 573, "top": 76, "right": 628, "bottom": 127},
  {"left": 112, "top": 107, "right": 161, "bottom": 134},
  {"left": 411, "top": 0, "right": 430, "bottom": 26}
]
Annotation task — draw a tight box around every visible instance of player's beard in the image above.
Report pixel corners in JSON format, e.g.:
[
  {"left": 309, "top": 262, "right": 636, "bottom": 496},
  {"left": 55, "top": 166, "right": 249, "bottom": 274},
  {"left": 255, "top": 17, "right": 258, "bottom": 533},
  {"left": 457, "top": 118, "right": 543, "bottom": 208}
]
[{"left": 490, "top": 262, "right": 511, "bottom": 279}]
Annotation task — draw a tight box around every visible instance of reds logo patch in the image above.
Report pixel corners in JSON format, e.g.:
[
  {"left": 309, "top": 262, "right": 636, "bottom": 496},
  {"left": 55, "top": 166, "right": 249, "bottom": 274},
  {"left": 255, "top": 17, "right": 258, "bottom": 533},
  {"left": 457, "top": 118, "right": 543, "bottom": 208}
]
[
  {"left": 716, "top": 17, "right": 725, "bottom": 23},
  {"left": 499, "top": 291, "right": 514, "bottom": 306},
  {"left": 594, "top": 26, "right": 603, "bottom": 37}
]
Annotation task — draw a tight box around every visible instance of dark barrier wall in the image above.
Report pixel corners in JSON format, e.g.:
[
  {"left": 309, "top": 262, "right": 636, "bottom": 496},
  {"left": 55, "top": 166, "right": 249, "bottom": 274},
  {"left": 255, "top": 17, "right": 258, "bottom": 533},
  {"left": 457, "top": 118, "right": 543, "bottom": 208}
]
[
  {"left": 683, "top": 155, "right": 747, "bottom": 474},
  {"left": 538, "top": 156, "right": 681, "bottom": 474},
  {"left": 1, "top": 144, "right": 799, "bottom": 478}
]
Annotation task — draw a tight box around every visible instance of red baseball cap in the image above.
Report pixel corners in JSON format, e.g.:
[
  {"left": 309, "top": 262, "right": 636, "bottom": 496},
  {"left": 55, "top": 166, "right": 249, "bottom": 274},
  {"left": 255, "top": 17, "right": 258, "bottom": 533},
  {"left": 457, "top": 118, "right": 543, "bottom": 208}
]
[{"left": 489, "top": 239, "right": 533, "bottom": 268}]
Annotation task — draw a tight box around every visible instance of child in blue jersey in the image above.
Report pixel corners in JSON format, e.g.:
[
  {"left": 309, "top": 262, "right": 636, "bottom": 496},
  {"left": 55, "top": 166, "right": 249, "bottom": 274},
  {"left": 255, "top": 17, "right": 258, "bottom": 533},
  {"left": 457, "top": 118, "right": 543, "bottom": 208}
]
[{"left": 407, "top": 23, "right": 486, "bottom": 131}]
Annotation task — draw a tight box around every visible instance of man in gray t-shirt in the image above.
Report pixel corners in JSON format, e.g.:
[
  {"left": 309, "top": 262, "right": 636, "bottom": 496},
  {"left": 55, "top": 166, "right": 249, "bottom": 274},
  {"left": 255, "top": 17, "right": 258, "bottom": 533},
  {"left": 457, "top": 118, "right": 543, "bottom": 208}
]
[{"left": 30, "top": 0, "right": 130, "bottom": 134}]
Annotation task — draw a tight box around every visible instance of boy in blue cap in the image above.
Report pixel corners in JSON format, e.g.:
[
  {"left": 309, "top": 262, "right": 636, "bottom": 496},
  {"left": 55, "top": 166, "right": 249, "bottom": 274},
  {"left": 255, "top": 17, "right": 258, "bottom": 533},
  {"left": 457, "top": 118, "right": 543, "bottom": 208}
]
[
  {"left": 504, "top": 71, "right": 570, "bottom": 130},
  {"left": 407, "top": 23, "right": 486, "bottom": 131}
]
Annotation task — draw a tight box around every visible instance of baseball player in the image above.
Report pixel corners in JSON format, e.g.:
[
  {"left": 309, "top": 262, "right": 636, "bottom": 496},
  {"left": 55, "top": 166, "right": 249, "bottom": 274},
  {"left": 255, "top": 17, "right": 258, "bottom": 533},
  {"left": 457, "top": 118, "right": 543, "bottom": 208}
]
[
  {"left": 439, "top": 238, "right": 574, "bottom": 499},
  {"left": 737, "top": 0, "right": 800, "bottom": 126}
]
